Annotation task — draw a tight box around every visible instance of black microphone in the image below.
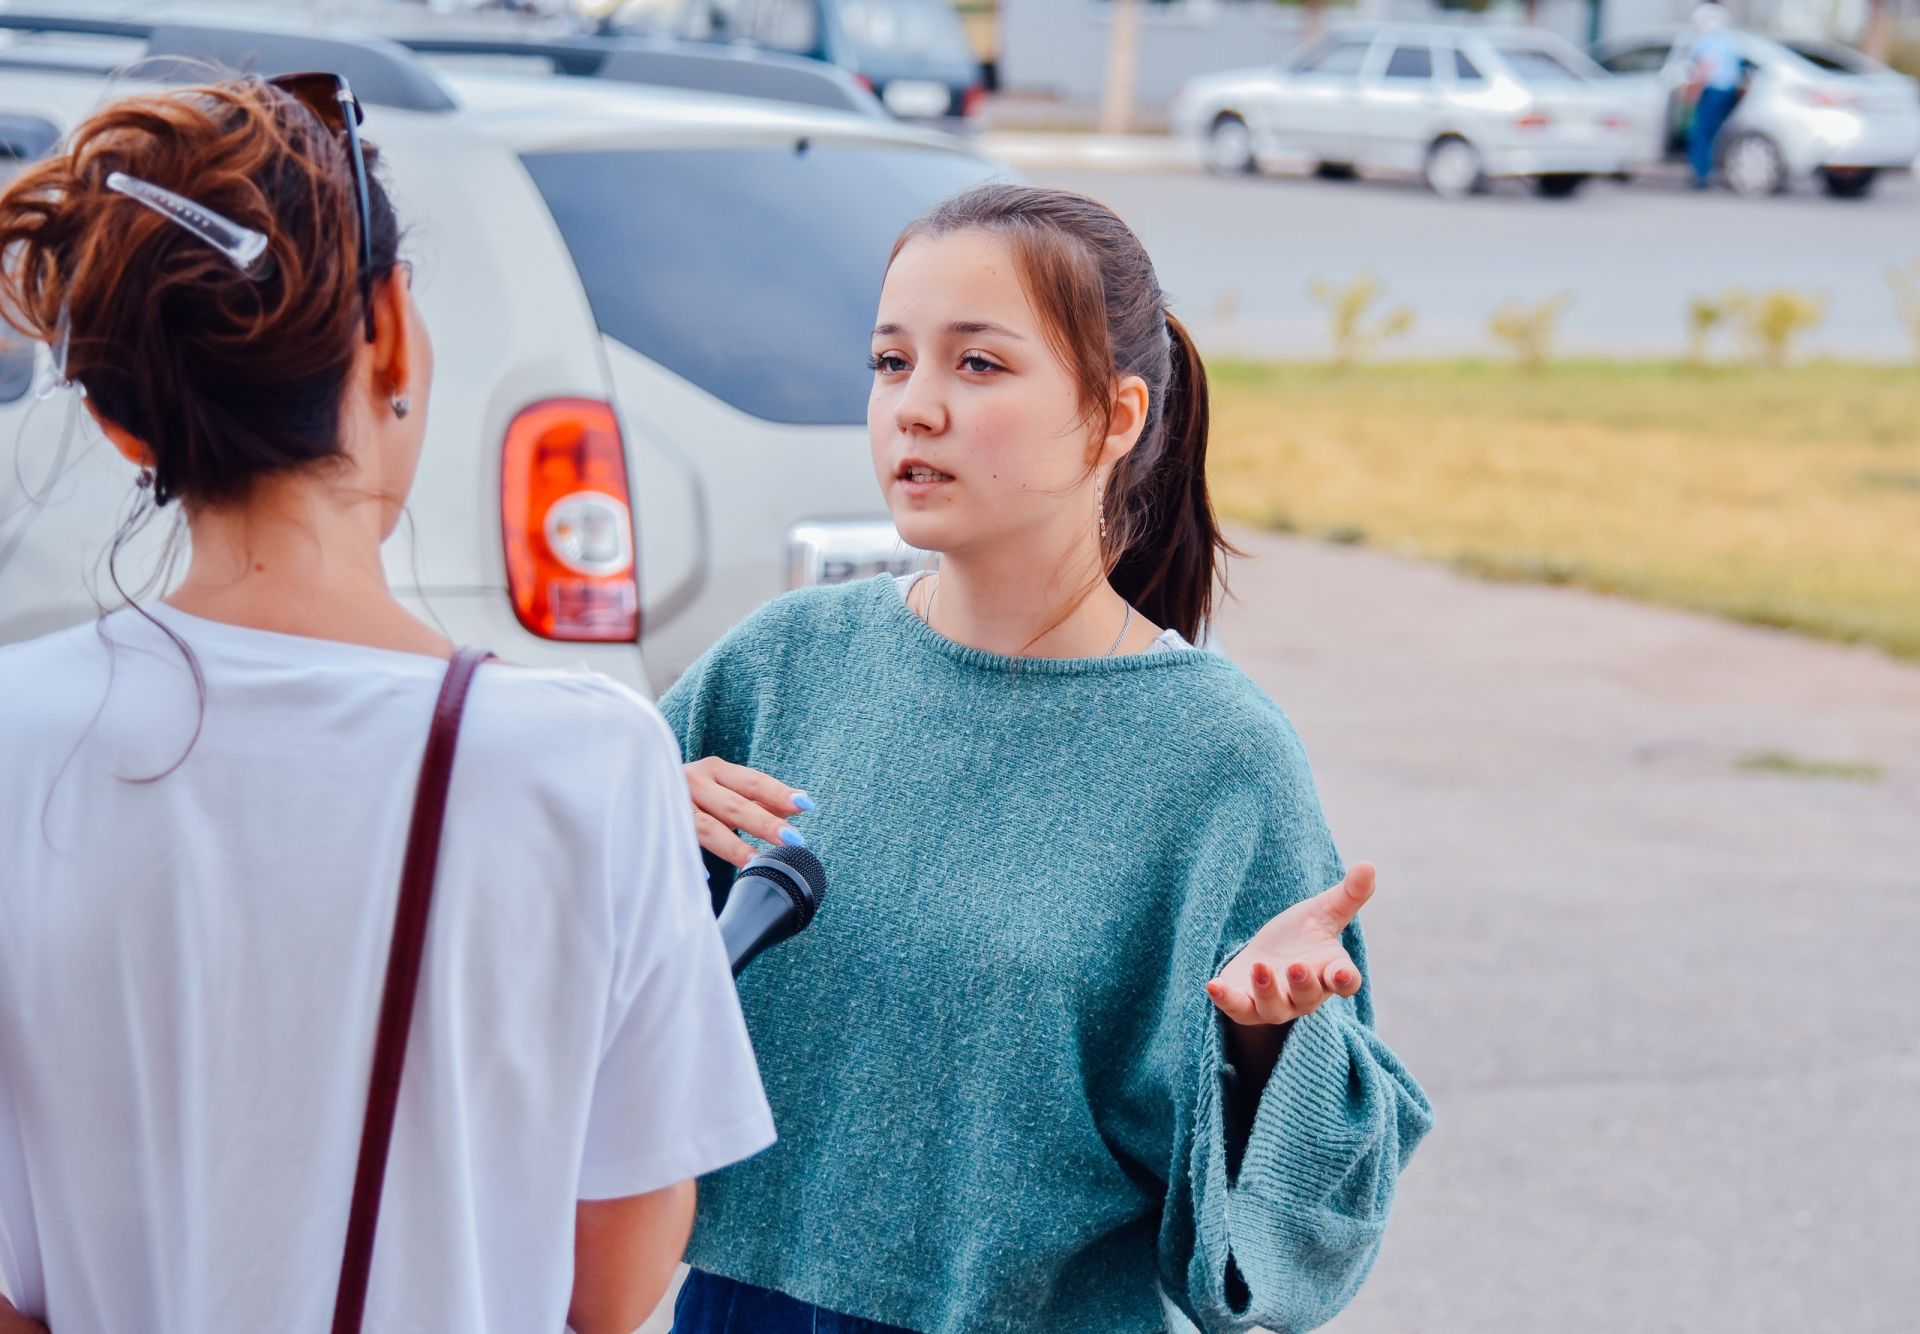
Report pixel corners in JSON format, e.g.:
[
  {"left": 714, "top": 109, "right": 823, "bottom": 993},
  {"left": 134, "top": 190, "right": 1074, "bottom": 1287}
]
[{"left": 717, "top": 844, "right": 827, "bottom": 976}]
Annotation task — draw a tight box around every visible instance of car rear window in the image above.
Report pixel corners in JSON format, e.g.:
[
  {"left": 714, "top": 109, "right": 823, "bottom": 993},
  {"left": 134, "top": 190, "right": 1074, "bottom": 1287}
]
[
  {"left": 1497, "top": 47, "right": 1589, "bottom": 83},
  {"left": 0, "top": 331, "right": 31, "bottom": 404},
  {"left": 1595, "top": 43, "right": 1671, "bottom": 75},
  {"left": 1784, "top": 40, "right": 1873, "bottom": 75},
  {"left": 1385, "top": 46, "right": 1434, "bottom": 80},
  {"left": 1298, "top": 41, "right": 1372, "bottom": 77},
  {"left": 523, "top": 142, "right": 1002, "bottom": 425}
]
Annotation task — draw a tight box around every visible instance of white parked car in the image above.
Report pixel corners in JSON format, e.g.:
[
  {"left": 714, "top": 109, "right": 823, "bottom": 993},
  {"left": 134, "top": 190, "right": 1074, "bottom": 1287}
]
[
  {"left": 0, "top": 16, "right": 1001, "bottom": 695},
  {"left": 1171, "top": 22, "right": 1654, "bottom": 198},
  {"left": 1590, "top": 28, "right": 1920, "bottom": 198}
]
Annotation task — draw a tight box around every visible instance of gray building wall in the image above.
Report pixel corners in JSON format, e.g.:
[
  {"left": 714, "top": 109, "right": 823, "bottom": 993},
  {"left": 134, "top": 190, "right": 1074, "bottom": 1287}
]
[
  {"left": 996, "top": 0, "right": 1739, "bottom": 112},
  {"left": 1000, "top": 0, "right": 1311, "bottom": 108}
]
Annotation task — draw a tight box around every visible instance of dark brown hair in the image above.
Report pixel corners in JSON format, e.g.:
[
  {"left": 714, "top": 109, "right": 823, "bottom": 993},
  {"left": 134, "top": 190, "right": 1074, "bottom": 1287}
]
[
  {"left": 0, "top": 76, "right": 401, "bottom": 509},
  {"left": 890, "top": 183, "right": 1237, "bottom": 644}
]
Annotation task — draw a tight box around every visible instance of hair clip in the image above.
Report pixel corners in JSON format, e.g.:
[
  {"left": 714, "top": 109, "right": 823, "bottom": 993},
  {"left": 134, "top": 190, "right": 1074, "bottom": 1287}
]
[
  {"left": 105, "top": 171, "right": 273, "bottom": 278},
  {"left": 32, "top": 302, "right": 85, "bottom": 400}
]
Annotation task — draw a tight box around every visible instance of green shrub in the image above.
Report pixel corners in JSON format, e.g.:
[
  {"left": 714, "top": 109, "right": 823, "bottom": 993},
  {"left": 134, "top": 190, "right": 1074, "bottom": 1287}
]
[
  {"left": 1688, "top": 287, "right": 1826, "bottom": 367},
  {"left": 1686, "top": 289, "right": 1744, "bottom": 365},
  {"left": 1308, "top": 272, "right": 1414, "bottom": 367},
  {"left": 1489, "top": 294, "right": 1573, "bottom": 373},
  {"left": 1736, "top": 289, "right": 1826, "bottom": 368},
  {"left": 1889, "top": 262, "right": 1920, "bottom": 363}
]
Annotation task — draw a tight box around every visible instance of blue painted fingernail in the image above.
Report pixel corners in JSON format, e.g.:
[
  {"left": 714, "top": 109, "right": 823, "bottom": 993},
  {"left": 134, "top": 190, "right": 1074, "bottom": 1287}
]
[
  {"left": 778, "top": 826, "right": 806, "bottom": 848},
  {"left": 791, "top": 791, "right": 816, "bottom": 813}
]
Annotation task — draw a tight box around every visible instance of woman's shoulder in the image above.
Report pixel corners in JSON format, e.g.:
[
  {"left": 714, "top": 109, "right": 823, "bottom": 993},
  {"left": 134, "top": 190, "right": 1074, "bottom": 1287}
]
[
  {"left": 473, "top": 662, "right": 675, "bottom": 755},
  {"left": 463, "top": 663, "right": 691, "bottom": 821},
  {"left": 662, "top": 576, "right": 896, "bottom": 704},
  {"left": 714, "top": 575, "right": 895, "bottom": 651},
  {"left": 1140, "top": 652, "right": 1319, "bottom": 791},
  {"left": 0, "top": 618, "right": 107, "bottom": 680},
  {"left": 0, "top": 617, "right": 139, "bottom": 728}
]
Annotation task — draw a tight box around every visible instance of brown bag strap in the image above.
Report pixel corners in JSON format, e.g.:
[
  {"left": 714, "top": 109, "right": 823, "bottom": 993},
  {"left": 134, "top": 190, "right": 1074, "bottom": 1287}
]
[{"left": 331, "top": 646, "right": 493, "bottom": 1334}]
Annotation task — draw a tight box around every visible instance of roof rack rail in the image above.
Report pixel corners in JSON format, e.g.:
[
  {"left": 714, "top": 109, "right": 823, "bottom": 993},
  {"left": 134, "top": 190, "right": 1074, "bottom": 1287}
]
[
  {"left": 0, "top": 12, "right": 457, "bottom": 113},
  {"left": 395, "top": 33, "right": 884, "bottom": 118}
]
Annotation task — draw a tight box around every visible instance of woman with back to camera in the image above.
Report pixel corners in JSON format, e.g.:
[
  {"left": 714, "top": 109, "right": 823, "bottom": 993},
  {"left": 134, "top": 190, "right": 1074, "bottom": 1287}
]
[
  {"left": 663, "top": 184, "right": 1433, "bottom": 1333},
  {"left": 0, "top": 76, "right": 774, "bottom": 1333}
]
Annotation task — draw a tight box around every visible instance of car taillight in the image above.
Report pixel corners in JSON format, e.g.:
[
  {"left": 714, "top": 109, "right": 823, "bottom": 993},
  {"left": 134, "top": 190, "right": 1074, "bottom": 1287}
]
[
  {"left": 854, "top": 73, "right": 875, "bottom": 92},
  {"left": 962, "top": 83, "right": 986, "bottom": 117},
  {"left": 500, "top": 398, "right": 640, "bottom": 642},
  {"left": 1514, "top": 112, "right": 1553, "bottom": 131},
  {"left": 1599, "top": 114, "right": 1629, "bottom": 131}
]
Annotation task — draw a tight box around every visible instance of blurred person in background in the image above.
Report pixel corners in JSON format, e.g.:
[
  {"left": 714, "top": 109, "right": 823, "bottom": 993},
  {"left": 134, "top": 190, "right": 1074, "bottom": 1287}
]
[
  {"left": 0, "top": 76, "right": 772, "bottom": 1333},
  {"left": 663, "top": 184, "right": 1432, "bottom": 1334},
  {"left": 1686, "top": 3, "right": 1745, "bottom": 188}
]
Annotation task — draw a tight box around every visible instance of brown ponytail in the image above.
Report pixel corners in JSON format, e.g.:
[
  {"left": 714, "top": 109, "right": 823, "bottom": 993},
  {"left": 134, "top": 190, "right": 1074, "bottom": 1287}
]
[
  {"left": 890, "top": 185, "right": 1237, "bottom": 644},
  {"left": 1105, "top": 309, "right": 1235, "bottom": 643}
]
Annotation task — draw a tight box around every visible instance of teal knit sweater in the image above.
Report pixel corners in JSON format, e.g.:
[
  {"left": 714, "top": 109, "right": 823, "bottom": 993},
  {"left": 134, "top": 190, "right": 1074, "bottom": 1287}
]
[{"left": 659, "top": 576, "right": 1432, "bottom": 1334}]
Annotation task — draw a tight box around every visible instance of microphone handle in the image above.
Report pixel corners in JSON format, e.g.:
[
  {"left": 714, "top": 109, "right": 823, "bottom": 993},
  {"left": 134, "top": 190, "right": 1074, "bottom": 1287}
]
[{"left": 717, "top": 873, "right": 802, "bottom": 977}]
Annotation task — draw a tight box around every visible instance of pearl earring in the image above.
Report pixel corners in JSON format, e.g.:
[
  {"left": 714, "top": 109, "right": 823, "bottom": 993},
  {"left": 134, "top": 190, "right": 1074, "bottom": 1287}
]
[{"left": 1095, "top": 477, "right": 1107, "bottom": 542}]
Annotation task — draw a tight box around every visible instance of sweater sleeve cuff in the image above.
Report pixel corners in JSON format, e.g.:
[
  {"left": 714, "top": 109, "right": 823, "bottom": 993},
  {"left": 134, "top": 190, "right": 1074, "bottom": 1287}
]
[
  {"left": 1187, "top": 998, "right": 1434, "bottom": 1330},
  {"left": 1234, "top": 1000, "right": 1433, "bottom": 1209}
]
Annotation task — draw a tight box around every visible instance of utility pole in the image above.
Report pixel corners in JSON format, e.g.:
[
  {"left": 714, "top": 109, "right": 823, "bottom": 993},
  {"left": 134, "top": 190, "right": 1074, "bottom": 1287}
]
[
  {"left": 1100, "top": 0, "right": 1142, "bottom": 136},
  {"left": 1862, "top": 0, "right": 1892, "bottom": 61}
]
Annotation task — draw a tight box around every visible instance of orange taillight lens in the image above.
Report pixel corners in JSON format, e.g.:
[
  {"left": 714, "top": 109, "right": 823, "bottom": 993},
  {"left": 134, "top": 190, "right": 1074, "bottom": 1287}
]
[{"left": 500, "top": 398, "right": 640, "bottom": 642}]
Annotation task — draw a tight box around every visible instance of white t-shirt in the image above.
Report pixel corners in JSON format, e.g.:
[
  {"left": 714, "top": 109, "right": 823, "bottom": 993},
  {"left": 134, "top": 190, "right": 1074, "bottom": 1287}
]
[{"left": 0, "top": 606, "right": 775, "bottom": 1333}]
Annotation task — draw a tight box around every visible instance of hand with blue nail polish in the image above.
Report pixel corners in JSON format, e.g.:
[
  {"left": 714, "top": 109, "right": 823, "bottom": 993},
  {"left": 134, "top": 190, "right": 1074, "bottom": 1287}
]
[{"left": 683, "top": 756, "right": 816, "bottom": 868}]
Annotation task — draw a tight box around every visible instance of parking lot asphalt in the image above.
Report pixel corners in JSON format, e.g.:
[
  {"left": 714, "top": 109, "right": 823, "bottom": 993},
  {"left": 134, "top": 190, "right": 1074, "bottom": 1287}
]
[
  {"left": 1215, "top": 527, "right": 1920, "bottom": 1334},
  {"left": 1019, "top": 160, "right": 1920, "bottom": 363}
]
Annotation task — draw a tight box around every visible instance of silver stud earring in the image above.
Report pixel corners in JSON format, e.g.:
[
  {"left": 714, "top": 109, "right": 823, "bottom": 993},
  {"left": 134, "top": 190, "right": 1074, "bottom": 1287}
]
[{"left": 391, "top": 392, "right": 410, "bottom": 420}]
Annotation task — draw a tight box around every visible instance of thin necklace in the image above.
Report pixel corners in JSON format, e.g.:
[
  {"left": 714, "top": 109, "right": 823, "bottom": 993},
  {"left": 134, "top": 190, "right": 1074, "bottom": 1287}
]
[{"left": 922, "top": 573, "right": 1134, "bottom": 658}]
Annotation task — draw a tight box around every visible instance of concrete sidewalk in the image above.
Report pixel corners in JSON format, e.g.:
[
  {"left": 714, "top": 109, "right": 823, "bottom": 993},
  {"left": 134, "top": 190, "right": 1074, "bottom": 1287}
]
[{"left": 1214, "top": 528, "right": 1920, "bottom": 1333}]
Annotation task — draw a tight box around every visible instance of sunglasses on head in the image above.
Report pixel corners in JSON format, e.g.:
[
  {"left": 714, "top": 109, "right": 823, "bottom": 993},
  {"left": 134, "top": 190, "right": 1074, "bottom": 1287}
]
[{"left": 267, "top": 72, "right": 375, "bottom": 343}]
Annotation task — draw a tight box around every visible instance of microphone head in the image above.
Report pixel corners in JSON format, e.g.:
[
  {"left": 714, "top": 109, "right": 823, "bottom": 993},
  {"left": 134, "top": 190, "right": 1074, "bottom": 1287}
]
[{"left": 738, "top": 843, "right": 827, "bottom": 928}]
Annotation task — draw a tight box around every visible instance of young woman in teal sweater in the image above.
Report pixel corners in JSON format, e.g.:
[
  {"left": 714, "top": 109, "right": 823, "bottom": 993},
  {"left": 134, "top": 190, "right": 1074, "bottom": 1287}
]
[{"left": 661, "top": 185, "right": 1432, "bottom": 1334}]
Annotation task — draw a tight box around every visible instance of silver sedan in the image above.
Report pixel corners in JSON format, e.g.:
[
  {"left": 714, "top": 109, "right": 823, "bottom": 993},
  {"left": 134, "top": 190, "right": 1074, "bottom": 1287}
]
[
  {"left": 1171, "top": 22, "right": 1655, "bottom": 199},
  {"left": 1592, "top": 28, "right": 1920, "bottom": 198}
]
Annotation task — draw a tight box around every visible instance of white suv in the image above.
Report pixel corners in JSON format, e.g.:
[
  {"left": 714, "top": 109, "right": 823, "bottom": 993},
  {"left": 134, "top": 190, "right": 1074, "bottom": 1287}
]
[{"left": 0, "top": 17, "right": 1001, "bottom": 694}]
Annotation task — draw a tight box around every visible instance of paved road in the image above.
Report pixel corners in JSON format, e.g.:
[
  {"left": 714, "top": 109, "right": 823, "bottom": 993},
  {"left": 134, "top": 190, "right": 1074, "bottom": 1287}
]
[
  {"left": 1026, "top": 164, "right": 1920, "bottom": 361},
  {"left": 1213, "top": 528, "right": 1920, "bottom": 1334}
]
